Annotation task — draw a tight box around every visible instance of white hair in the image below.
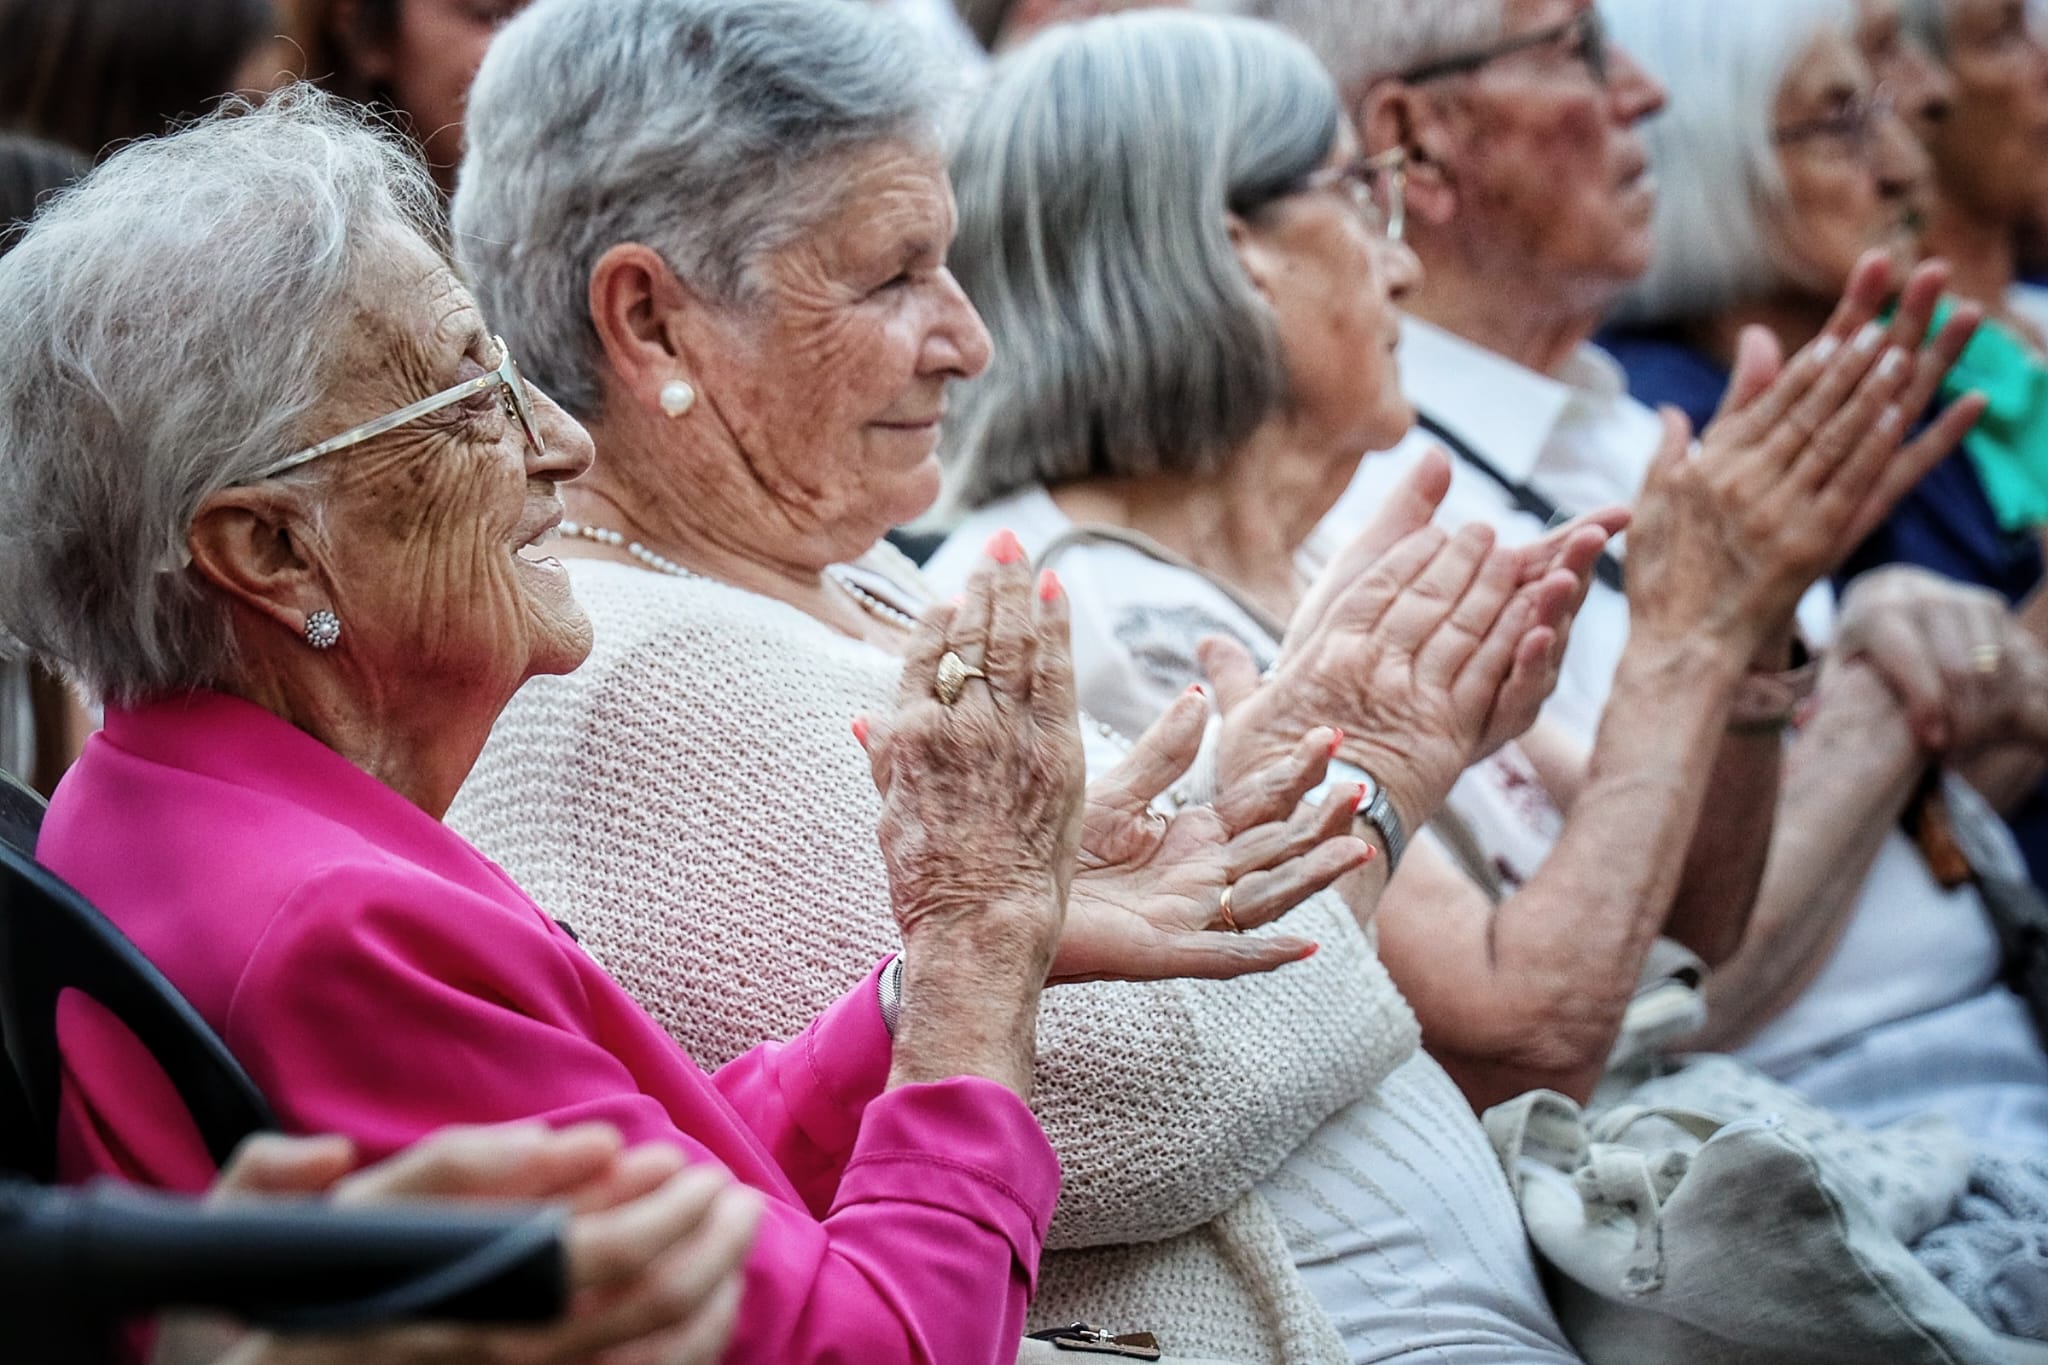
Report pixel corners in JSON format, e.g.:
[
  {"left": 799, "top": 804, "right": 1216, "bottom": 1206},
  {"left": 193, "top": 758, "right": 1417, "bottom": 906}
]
[
  {"left": 452, "top": 0, "right": 951, "bottom": 421},
  {"left": 0, "top": 86, "right": 442, "bottom": 706},
  {"left": 1605, "top": 0, "right": 1856, "bottom": 327},
  {"left": 942, "top": 10, "right": 1339, "bottom": 511},
  {"left": 1225, "top": 0, "right": 1506, "bottom": 98}
]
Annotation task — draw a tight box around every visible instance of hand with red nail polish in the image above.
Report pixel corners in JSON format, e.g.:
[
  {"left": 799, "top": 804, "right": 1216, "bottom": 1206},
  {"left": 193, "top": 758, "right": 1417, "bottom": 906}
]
[{"left": 1054, "top": 689, "right": 1366, "bottom": 984}]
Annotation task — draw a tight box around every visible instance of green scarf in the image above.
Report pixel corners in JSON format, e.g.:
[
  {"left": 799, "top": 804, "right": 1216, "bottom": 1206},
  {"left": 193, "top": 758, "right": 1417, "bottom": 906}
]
[{"left": 1923, "top": 299, "right": 2048, "bottom": 533}]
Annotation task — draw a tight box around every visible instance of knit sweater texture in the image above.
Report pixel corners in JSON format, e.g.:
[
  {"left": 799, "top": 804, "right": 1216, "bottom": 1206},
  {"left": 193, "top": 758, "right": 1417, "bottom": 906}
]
[{"left": 450, "top": 551, "right": 1419, "bottom": 1363}]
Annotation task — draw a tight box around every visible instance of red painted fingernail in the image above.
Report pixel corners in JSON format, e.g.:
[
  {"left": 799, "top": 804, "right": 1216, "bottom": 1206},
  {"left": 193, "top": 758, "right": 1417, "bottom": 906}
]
[
  {"left": 987, "top": 529, "right": 1024, "bottom": 565},
  {"left": 1298, "top": 943, "right": 1321, "bottom": 960},
  {"left": 1360, "top": 843, "right": 1377, "bottom": 862},
  {"left": 1038, "top": 568, "right": 1062, "bottom": 601},
  {"left": 1327, "top": 728, "right": 1344, "bottom": 757},
  {"left": 1186, "top": 683, "right": 1207, "bottom": 698},
  {"left": 851, "top": 717, "right": 869, "bottom": 747},
  {"left": 1350, "top": 783, "right": 1367, "bottom": 812}
]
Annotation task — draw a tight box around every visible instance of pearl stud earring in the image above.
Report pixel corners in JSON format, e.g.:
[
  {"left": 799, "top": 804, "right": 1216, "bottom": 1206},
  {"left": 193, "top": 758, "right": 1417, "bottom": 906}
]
[
  {"left": 304, "top": 609, "right": 341, "bottom": 650},
  {"left": 659, "top": 380, "right": 697, "bottom": 418}
]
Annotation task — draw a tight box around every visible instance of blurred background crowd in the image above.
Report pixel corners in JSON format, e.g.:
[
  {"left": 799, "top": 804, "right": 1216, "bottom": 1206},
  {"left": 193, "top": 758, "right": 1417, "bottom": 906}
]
[{"left": 3, "top": 0, "right": 2048, "bottom": 1363}]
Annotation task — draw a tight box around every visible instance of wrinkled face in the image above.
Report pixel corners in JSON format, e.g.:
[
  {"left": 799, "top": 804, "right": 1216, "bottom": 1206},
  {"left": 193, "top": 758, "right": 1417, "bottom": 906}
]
[
  {"left": 1928, "top": 0, "right": 2048, "bottom": 223},
  {"left": 1430, "top": 0, "right": 1667, "bottom": 309},
  {"left": 379, "top": 0, "right": 529, "bottom": 190},
  {"left": 1770, "top": 26, "right": 1923, "bottom": 295},
  {"left": 1247, "top": 134, "right": 1421, "bottom": 457},
  {"left": 685, "top": 140, "right": 993, "bottom": 557},
  {"left": 297, "top": 230, "right": 594, "bottom": 700}
]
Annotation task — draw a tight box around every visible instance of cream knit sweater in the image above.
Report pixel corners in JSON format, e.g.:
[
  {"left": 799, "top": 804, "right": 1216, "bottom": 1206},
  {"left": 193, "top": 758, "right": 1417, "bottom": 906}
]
[{"left": 450, "top": 553, "right": 1419, "bottom": 1363}]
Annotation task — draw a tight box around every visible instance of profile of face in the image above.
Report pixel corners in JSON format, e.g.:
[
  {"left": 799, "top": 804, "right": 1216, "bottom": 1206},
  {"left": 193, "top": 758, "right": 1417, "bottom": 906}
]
[
  {"left": 672, "top": 141, "right": 993, "bottom": 557},
  {"left": 1422, "top": 0, "right": 1668, "bottom": 306},
  {"left": 240, "top": 229, "right": 595, "bottom": 699},
  {"left": 343, "top": 0, "right": 529, "bottom": 190},
  {"left": 1234, "top": 133, "right": 1422, "bottom": 457},
  {"left": 1926, "top": 0, "right": 2048, "bottom": 224},
  {"left": 1769, "top": 24, "right": 1924, "bottom": 296}
]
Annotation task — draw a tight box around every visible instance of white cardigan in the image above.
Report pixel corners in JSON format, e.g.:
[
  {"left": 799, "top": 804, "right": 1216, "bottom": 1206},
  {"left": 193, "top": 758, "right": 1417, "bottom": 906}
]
[{"left": 451, "top": 550, "right": 1418, "bottom": 1363}]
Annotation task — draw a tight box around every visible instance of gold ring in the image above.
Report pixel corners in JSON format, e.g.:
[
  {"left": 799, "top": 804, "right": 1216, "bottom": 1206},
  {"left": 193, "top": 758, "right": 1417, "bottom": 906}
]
[
  {"left": 1216, "top": 883, "right": 1243, "bottom": 934},
  {"left": 1972, "top": 644, "right": 2004, "bottom": 676},
  {"left": 935, "top": 650, "right": 989, "bottom": 706}
]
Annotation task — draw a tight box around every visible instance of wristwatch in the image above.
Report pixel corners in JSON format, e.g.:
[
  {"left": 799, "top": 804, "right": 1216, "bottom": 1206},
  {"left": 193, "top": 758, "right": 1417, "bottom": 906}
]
[{"left": 1308, "top": 758, "right": 1407, "bottom": 874}]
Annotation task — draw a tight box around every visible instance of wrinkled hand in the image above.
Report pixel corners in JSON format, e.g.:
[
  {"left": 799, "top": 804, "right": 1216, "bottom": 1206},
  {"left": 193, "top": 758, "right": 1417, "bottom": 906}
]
[
  {"left": 858, "top": 531, "right": 1086, "bottom": 973},
  {"left": 1291, "top": 448, "right": 1622, "bottom": 756},
  {"left": 1633, "top": 253, "right": 1985, "bottom": 659},
  {"left": 1054, "top": 687, "right": 1372, "bottom": 983},
  {"left": 1209, "top": 517, "right": 1545, "bottom": 834},
  {"left": 1834, "top": 566, "right": 2048, "bottom": 757},
  {"left": 206, "top": 1125, "right": 761, "bottom": 1365}
]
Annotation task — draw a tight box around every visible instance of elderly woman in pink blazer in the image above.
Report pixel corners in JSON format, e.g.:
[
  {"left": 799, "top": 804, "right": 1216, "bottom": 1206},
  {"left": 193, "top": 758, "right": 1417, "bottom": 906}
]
[{"left": 0, "top": 88, "right": 1355, "bottom": 1365}]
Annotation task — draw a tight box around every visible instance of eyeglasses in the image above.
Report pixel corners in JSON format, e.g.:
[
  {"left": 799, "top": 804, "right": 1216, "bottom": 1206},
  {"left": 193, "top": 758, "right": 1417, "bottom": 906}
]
[
  {"left": 1398, "top": 8, "right": 1610, "bottom": 87},
  {"left": 1773, "top": 93, "right": 1897, "bottom": 155},
  {"left": 244, "top": 335, "right": 544, "bottom": 485},
  {"left": 1302, "top": 146, "right": 1409, "bottom": 241}
]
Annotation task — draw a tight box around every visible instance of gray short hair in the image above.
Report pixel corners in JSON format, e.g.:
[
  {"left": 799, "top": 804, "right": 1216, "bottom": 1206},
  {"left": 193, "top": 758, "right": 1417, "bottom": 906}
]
[
  {"left": 453, "top": 0, "right": 951, "bottom": 420},
  {"left": 1605, "top": 0, "right": 1854, "bottom": 328},
  {"left": 1227, "top": 0, "right": 1506, "bottom": 99},
  {"left": 0, "top": 86, "right": 442, "bottom": 706},
  {"left": 941, "top": 10, "right": 1339, "bottom": 511}
]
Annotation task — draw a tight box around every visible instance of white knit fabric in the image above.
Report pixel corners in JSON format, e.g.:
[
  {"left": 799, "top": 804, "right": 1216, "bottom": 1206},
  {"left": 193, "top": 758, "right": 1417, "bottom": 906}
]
[{"left": 450, "top": 551, "right": 1418, "bottom": 1362}]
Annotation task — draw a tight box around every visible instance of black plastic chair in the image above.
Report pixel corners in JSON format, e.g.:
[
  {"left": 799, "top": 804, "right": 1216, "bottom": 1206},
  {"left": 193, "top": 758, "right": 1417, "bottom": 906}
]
[{"left": 0, "top": 838, "right": 276, "bottom": 1183}]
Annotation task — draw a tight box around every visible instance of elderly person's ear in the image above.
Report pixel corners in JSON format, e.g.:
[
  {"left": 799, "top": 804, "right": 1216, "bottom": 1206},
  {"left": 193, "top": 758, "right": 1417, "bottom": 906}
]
[
  {"left": 1355, "top": 82, "right": 1457, "bottom": 233},
  {"left": 1223, "top": 214, "right": 1283, "bottom": 303},
  {"left": 187, "top": 487, "right": 337, "bottom": 645},
  {"left": 589, "top": 242, "right": 711, "bottom": 421}
]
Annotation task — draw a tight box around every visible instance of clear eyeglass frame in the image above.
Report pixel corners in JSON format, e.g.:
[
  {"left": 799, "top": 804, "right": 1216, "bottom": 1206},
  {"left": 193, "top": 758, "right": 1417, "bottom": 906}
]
[
  {"left": 1303, "top": 146, "right": 1410, "bottom": 242},
  {"left": 245, "top": 334, "right": 545, "bottom": 486}
]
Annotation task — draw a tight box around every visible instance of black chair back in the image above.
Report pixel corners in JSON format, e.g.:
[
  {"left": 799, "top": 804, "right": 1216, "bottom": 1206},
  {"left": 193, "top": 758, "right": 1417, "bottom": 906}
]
[{"left": 0, "top": 838, "right": 274, "bottom": 1182}]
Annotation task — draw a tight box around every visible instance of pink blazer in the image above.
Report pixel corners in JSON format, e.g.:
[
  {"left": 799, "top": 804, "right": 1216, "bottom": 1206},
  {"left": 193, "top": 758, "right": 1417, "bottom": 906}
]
[{"left": 44, "top": 691, "right": 1059, "bottom": 1364}]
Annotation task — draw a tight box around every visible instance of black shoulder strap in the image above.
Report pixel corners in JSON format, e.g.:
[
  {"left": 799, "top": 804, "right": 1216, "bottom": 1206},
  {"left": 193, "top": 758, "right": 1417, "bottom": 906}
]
[{"left": 1413, "top": 411, "right": 1626, "bottom": 594}]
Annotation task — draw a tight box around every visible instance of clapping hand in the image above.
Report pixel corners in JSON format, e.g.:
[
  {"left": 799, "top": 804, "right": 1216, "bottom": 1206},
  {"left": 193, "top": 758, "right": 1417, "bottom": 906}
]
[{"left": 1055, "top": 686, "right": 1372, "bottom": 984}]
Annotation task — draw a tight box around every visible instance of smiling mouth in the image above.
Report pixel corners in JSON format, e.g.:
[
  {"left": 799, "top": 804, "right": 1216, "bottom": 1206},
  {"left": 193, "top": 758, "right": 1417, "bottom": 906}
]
[{"left": 514, "top": 514, "right": 564, "bottom": 567}]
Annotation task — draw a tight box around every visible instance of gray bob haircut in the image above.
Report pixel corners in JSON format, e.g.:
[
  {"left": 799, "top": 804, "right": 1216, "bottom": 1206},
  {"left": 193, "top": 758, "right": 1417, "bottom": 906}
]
[
  {"left": 1606, "top": 0, "right": 1855, "bottom": 328},
  {"left": 453, "top": 0, "right": 950, "bottom": 421},
  {"left": 0, "top": 86, "right": 442, "bottom": 707},
  {"left": 942, "top": 10, "right": 1339, "bottom": 511},
  {"left": 1228, "top": 0, "right": 1505, "bottom": 99}
]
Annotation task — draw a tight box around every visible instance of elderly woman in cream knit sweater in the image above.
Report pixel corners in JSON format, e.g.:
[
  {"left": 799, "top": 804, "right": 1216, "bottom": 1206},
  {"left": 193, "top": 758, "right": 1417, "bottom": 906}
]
[{"left": 446, "top": 0, "right": 1594, "bottom": 1359}]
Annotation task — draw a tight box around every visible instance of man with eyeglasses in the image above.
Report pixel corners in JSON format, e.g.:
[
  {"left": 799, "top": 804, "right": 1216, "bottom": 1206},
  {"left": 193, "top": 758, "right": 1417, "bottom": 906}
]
[{"left": 1240, "top": 0, "right": 2048, "bottom": 1163}]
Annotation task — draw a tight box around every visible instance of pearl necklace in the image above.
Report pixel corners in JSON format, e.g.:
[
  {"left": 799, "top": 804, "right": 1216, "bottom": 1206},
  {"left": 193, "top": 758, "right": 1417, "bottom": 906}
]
[{"left": 557, "top": 521, "right": 917, "bottom": 631}]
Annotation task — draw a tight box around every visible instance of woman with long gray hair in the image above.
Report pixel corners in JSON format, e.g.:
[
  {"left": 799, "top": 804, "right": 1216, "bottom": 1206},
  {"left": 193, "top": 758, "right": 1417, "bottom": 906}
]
[{"left": 445, "top": 0, "right": 1590, "bottom": 1358}]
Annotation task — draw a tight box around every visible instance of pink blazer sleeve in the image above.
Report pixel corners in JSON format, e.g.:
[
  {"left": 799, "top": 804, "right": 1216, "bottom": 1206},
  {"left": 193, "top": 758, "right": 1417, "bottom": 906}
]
[{"left": 220, "top": 864, "right": 1058, "bottom": 1365}]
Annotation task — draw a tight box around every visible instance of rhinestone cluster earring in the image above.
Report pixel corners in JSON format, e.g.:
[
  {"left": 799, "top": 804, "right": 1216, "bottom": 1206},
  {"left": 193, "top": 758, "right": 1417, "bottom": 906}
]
[{"left": 304, "top": 609, "right": 341, "bottom": 650}]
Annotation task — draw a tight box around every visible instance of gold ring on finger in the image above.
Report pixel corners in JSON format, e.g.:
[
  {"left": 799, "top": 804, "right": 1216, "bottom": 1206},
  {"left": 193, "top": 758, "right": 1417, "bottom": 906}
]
[
  {"left": 935, "top": 649, "right": 989, "bottom": 706},
  {"left": 1216, "top": 883, "right": 1243, "bottom": 934},
  {"left": 1972, "top": 644, "right": 2004, "bottom": 676}
]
